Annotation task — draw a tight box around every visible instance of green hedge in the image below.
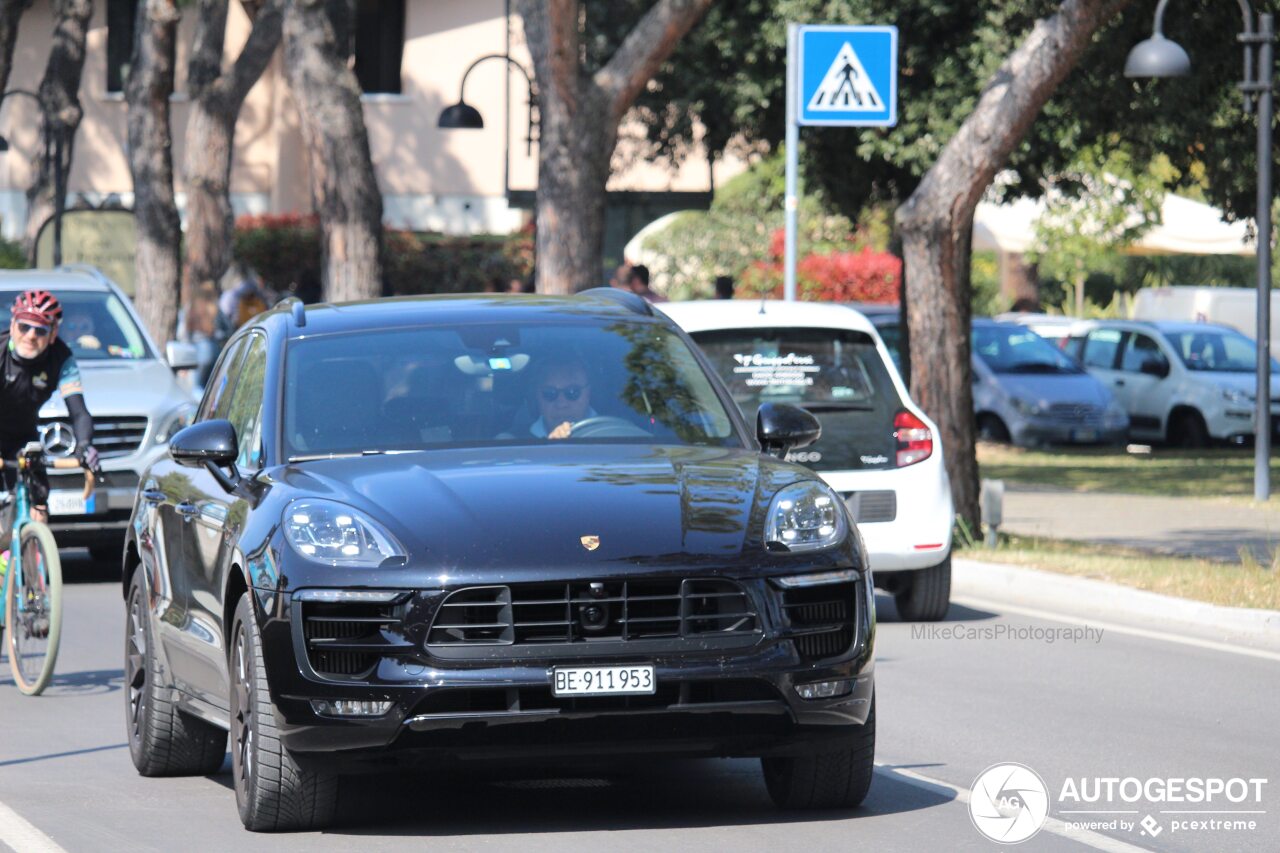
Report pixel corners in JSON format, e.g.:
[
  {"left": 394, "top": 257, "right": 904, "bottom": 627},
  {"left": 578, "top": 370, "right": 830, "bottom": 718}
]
[{"left": 233, "top": 214, "right": 534, "bottom": 300}]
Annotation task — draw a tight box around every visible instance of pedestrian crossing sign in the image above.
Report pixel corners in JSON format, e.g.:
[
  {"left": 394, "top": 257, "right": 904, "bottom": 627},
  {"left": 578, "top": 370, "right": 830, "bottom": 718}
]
[{"left": 797, "top": 25, "right": 897, "bottom": 127}]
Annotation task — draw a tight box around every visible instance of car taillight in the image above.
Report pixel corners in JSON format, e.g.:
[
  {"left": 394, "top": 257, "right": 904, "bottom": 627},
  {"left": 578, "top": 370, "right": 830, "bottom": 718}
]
[{"left": 894, "top": 410, "right": 932, "bottom": 467}]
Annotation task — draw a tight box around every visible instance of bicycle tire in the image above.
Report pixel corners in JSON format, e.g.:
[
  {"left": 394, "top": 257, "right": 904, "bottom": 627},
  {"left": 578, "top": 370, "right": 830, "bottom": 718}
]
[{"left": 5, "top": 521, "right": 62, "bottom": 695}]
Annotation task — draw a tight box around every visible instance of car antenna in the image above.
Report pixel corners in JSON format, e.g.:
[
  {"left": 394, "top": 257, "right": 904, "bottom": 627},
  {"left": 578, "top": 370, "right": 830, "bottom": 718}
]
[{"left": 759, "top": 292, "right": 767, "bottom": 315}]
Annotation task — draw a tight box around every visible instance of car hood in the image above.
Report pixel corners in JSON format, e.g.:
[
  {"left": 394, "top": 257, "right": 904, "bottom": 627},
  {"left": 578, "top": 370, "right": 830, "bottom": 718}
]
[
  {"left": 994, "top": 372, "right": 1113, "bottom": 407},
  {"left": 275, "top": 444, "right": 810, "bottom": 572},
  {"left": 37, "top": 359, "right": 191, "bottom": 418},
  {"left": 1193, "top": 370, "right": 1280, "bottom": 398}
]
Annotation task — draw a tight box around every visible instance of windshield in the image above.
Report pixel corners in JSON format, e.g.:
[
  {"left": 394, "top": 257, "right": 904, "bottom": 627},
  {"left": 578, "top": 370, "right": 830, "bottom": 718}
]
[
  {"left": 1, "top": 288, "right": 150, "bottom": 361},
  {"left": 972, "top": 325, "right": 1081, "bottom": 374},
  {"left": 1161, "top": 328, "right": 1280, "bottom": 373},
  {"left": 690, "top": 327, "right": 904, "bottom": 472},
  {"left": 282, "top": 320, "right": 740, "bottom": 458}
]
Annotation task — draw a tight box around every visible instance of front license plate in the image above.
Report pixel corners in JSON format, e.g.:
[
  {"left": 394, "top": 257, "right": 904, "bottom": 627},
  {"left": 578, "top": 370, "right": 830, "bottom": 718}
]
[
  {"left": 1071, "top": 428, "right": 1098, "bottom": 443},
  {"left": 48, "top": 490, "right": 88, "bottom": 516},
  {"left": 552, "top": 665, "right": 655, "bottom": 697}
]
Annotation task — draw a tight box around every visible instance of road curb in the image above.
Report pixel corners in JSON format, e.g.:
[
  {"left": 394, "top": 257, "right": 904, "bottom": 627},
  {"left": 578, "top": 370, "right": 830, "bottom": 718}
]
[{"left": 952, "top": 557, "right": 1280, "bottom": 649}]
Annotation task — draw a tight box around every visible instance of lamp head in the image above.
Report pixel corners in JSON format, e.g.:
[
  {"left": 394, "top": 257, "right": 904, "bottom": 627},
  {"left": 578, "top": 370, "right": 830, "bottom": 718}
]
[
  {"left": 437, "top": 101, "right": 485, "bottom": 129},
  {"left": 1124, "top": 35, "right": 1191, "bottom": 78}
]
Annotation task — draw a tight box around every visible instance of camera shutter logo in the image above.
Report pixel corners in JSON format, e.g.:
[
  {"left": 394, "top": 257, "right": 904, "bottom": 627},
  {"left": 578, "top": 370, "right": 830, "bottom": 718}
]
[
  {"left": 969, "top": 763, "right": 1050, "bottom": 844},
  {"left": 39, "top": 422, "right": 77, "bottom": 459}
]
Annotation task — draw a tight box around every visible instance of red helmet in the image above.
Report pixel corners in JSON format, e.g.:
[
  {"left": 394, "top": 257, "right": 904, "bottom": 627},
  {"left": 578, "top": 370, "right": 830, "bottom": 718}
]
[{"left": 12, "top": 290, "right": 62, "bottom": 327}]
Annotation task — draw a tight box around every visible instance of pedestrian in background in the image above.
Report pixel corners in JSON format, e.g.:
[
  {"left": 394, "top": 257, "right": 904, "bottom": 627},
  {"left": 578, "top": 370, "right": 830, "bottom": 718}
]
[
  {"left": 714, "top": 275, "right": 735, "bottom": 300},
  {"left": 627, "top": 264, "right": 666, "bottom": 303}
]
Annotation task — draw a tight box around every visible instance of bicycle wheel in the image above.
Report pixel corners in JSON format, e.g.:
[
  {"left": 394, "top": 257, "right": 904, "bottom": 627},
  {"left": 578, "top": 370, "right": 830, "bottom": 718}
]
[{"left": 5, "top": 522, "right": 62, "bottom": 695}]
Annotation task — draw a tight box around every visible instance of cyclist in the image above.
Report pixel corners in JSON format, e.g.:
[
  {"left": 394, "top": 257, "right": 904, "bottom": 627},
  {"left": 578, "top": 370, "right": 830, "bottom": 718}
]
[{"left": 0, "top": 290, "right": 98, "bottom": 525}]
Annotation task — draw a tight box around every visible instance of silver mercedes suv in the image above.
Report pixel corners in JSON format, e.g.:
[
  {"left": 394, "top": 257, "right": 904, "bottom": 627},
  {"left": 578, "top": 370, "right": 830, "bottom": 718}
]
[{"left": 0, "top": 267, "right": 197, "bottom": 561}]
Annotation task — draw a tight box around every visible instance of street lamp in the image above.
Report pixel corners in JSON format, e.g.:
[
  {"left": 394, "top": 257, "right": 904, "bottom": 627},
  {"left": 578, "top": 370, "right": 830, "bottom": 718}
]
[
  {"left": 1126, "top": 0, "right": 1275, "bottom": 502},
  {"left": 0, "top": 88, "right": 67, "bottom": 266},
  {"left": 437, "top": 53, "right": 539, "bottom": 198}
]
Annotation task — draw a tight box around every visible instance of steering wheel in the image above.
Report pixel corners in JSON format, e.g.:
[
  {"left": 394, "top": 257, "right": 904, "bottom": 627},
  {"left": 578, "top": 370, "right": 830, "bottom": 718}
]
[{"left": 566, "top": 416, "right": 652, "bottom": 438}]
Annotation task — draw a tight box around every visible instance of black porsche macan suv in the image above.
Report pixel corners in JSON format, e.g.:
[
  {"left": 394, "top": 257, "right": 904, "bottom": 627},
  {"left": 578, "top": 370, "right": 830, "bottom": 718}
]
[{"left": 122, "top": 291, "right": 876, "bottom": 831}]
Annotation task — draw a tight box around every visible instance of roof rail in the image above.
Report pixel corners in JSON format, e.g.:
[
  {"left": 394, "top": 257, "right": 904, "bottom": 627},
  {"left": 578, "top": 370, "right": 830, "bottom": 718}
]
[
  {"left": 278, "top": 296, "right": 307, "bottom": 328},
  {"left": 577, "top": 287, "right": 654, "bottom": 316}
]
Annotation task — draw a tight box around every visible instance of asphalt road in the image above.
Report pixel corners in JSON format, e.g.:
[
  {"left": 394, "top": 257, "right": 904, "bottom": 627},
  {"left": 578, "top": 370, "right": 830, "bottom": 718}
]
[{"left": 1, "top": 552, "right": 1277, "bottom": 852}]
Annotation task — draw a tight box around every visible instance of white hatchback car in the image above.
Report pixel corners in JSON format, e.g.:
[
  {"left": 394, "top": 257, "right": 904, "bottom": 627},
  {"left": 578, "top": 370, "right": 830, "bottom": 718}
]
[
  {"left": 662, "top": 300, "right": 954, "bottom": 621},
  {"left": 1065, "top": 319, "right": 1280, "bottom": 446}
]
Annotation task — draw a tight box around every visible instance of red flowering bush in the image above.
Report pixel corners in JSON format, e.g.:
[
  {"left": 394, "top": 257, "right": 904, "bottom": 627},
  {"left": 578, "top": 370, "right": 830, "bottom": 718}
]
[{"left": 741, "top": 229, "right": 900, "bottom": 303}]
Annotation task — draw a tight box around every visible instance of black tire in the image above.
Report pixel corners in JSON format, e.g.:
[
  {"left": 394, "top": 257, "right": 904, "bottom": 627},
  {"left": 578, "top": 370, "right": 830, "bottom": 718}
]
[
  {"left": 1167, "top": 409, "right": 1209, "bottom": 449},
  {"left": 977, "top": 414, "right": 1011, "bottom": 443},
  {"left": 892, "top": 556, "right": 952, "bottom": 622},
  {"left": 230, "top": 594, "right": 339, "bottom": 832},
  {"left": 763, "top": 696, "right": 875, "bottom": 810},
  {"left": 126, "top": 566, "right": 227, "bottom": 776}
]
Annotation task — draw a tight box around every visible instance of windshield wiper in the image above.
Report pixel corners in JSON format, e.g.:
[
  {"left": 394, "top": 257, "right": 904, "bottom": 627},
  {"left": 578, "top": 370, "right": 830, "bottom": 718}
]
[
  {"left": 287, "top": 450, "right": 388, "bottom": 463},
  {"left": 801, "top": 402, "right": 875, "bottom": 412}
]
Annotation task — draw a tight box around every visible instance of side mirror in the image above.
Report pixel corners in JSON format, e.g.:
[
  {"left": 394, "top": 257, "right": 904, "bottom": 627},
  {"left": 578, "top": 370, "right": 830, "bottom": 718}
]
[
  {"left": 1140, "top": 358, "right": 1169, "bottom": 378},
  {"left": 757, "top": 403, "right": 821, "bottom": 457},
  {"left": 166, "top": 341, "right": 199, "bottom": 371},
  {"left": 170, "top": 419, "right": 240, "bottom": 492}
]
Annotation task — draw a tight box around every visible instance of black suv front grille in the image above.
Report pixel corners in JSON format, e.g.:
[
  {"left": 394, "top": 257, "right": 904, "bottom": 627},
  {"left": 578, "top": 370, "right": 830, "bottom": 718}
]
[
  {"left": 298, "top": 598, "right": 411, "bottom": 679},
  {"left": 427, "top": 578, "right": 759, "bottom": 647},
  {"left": 781, "top": 582, "right": 857, "bottom": 662}
]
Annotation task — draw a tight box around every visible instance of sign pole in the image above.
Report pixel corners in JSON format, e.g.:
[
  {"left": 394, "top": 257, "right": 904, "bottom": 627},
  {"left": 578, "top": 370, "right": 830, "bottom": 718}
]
[{"left": 784, "top": 23, "right": 800, "bottom": 303}]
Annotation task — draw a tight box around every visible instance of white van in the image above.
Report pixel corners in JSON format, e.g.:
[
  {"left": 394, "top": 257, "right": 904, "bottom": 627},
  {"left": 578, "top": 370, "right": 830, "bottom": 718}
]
[{"left": 1132, "top": 286, "right": 1280, "bottom": 354}]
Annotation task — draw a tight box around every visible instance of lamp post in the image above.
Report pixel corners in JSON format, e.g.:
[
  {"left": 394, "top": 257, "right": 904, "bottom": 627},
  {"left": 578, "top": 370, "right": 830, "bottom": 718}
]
[
  {"left": 1126, "top": 0, "right": 1275, "bottom": 502},
  {"left": 0, "top": 88, "right": 67, "bottom": 266},
  {"left": 437, "top": 53, "right": 539, "bottom": 199}
]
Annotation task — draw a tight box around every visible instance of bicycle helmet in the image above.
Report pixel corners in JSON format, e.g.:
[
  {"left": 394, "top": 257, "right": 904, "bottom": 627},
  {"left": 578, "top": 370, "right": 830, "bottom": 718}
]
[{"left": 12, "top": 290, "right": 62, "bottom": 327}]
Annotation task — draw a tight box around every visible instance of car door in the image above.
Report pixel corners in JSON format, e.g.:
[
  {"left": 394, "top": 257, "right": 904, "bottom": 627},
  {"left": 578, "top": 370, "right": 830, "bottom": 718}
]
[
  {"left": 149, "top": 336, "right": 248, "bottom": 699},
  {"left": 181, "top": 332, "right": 269, "bottom": 708},
  {"left": 1116, "top": 331, "right": 1170, "bottom": 436}
]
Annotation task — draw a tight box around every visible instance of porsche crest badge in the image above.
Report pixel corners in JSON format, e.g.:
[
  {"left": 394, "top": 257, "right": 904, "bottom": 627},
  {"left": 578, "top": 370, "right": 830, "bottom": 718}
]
[{"left": 580, "top": 535, "right": 601, "bottom": 551}]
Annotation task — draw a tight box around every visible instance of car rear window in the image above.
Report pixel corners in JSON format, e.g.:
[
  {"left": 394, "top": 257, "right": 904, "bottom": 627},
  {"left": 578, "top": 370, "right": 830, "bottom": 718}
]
[{"left": 690, "top": 327, "right": 904, "bottom": 472}]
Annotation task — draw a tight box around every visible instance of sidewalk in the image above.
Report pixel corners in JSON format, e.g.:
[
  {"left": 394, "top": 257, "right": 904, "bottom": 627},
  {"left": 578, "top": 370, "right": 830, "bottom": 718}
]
[{"left": 1000, "top": 483, "right": 1280, "bottom": 563}]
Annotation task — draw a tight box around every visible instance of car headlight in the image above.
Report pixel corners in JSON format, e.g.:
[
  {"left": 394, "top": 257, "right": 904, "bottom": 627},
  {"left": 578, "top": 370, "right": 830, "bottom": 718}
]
[
  {"left": 765, "top": 481, "right": 848, "bottom": 553},
  {"left": 283, "top": 500, "right": 406, "bottom": 567},
  {"left": 1223, "top": 388, "right": 1255, "bottom": 405},
  {"left": 155, "top": 402, "right": 196, "bottom": 445},
  {"left": 1010, "top": 397, "right": 1044, "bottom": 417}
]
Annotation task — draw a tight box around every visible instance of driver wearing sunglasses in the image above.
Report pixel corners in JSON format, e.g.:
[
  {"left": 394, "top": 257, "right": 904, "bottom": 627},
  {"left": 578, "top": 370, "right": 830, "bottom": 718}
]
[
  {"left": 530, "top": 357, "right": 596, "bottom": 441},
  {"left": 1, "top": 290, "right": 98, "bottom": 524}
]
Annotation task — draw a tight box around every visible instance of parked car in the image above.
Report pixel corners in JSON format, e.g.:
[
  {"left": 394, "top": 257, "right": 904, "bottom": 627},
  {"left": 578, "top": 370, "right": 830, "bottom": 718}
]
[
  {"left": 661, "top": 300, "right": 954, "bottom": 622},
  {"left": 0, "top": 267, "right": 197, "bottom": 560},
  {"left": 972, "top": 319, "right": 1129, "bottom": 446},
  {"left": 1065, "top": 319, "right": 1280, "bottom": 446},
  {"left": 124, "top": 291, "right": 877, "bottom": 831},
  {"left": 994, "top": 311, "right": 1080, "bottom": 349}
]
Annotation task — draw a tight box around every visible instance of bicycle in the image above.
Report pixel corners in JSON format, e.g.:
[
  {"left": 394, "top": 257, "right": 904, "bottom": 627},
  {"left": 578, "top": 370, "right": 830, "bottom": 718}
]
[{"left": 0, "top": 442, "right": 97, "bottom": 695}]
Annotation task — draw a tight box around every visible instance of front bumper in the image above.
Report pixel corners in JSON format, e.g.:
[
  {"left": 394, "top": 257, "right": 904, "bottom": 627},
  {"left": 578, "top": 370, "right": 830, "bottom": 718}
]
[
  {"left": 252, "top": 572, "right": 876, "bottom": 770},
  {"left": 42, "top": 466, "right": 141, "bottom": 546},
  {"left": 1011, "top": 418, "right": 1127, "bottom": 447}
]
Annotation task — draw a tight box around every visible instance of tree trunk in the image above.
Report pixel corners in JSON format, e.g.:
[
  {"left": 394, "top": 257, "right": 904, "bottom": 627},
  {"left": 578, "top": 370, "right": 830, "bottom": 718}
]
[
  {"left": 23, "top": 0, "right": 91, "bottom": 257},
  {"left": 282, "top": 0, "right": 382, "bottom": 302},
  {"left": 127, "top": 0, "right": 181, "bottom": 347},
  {"left": 182, "top": 0, "right": 282, "bottom": 337},
  {"left": 517, "top": 0, "right": 713, "bottom": 294},
  {"left": 0, "top": 1, "right": 33, "bottom": 97},
  {"left": 895, "top": 0, "right": 1132, "bottom": 530}
]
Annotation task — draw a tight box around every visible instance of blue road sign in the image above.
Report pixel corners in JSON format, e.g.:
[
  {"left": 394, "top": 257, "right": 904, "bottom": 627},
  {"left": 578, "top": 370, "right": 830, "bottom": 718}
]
[{"left": 797, "top": 25, "right": 897, "bottom": 127}]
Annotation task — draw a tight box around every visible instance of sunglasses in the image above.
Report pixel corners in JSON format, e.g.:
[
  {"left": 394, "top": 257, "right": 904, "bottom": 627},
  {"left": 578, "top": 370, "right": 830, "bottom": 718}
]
[
  {"left": 16, "top": 322, "right": 51, "bottom": 338},
  {"left": 540, "top": 384, "right": 586, "bottom": 403}
]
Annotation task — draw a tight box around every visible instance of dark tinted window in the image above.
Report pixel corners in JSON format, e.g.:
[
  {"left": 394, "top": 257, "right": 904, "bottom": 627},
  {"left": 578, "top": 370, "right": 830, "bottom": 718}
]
[
  {"left": 692, "top": 327, "right": 904, "bottom": 472},
  {"left": 225, "top": 335, "right": 268, "bottom": 468},
  {"left": 353, "top": 0, "right": 405, "bottom": 94},
  {"left": 106, "top": 0, "right": 135, "bottom": 94},
  {"left": 198, "top": 337, "right": 248, "bottom": 422},
  {"left": 282, "top": 320, "right": 738, "bottom": 458},
  {"left": 972, "top": 325, "right": 1082, "bottom": 374}
]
